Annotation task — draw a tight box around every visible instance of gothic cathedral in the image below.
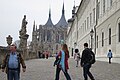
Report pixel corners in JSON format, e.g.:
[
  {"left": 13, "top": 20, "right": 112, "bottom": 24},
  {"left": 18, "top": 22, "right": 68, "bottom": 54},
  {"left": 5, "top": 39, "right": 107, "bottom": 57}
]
[{"left": 31, "top": 3, "right": 68, "bottom": 55}]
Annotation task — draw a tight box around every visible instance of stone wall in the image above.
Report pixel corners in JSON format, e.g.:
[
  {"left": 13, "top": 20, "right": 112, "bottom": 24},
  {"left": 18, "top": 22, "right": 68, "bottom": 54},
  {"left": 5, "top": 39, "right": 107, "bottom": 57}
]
[
  {"left": 0, "top": 48, "right": 37, "bottom": 68},
  {"left": 0, "top": 48, "right": 10, "bottom": 66}
]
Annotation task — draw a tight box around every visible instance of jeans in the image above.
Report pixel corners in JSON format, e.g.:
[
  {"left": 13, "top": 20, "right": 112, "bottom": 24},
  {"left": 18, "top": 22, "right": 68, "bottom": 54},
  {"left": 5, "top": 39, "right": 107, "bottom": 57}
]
[
  {"left": 83, "top": 63, "right": 95, "bottom": 80},
  {"left": 7, "top": 70, "right": 19, "bottom": 80},
  {"left": 55, "top": 66, "right": 71, "bottom": 80}
]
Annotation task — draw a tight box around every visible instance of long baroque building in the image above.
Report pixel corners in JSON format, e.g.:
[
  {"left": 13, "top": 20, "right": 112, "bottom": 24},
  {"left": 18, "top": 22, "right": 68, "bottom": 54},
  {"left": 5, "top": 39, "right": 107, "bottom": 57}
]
[
  {"left": 31, "top": 3, "right": 68, "bottom": 55},
  {"left": 67, "top": 0, "right": 120, "bottom": 57}
]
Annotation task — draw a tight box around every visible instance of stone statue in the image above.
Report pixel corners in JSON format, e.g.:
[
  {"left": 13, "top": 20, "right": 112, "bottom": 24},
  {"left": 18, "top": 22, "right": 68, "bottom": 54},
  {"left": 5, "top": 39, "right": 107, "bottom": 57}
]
[
  {"left": 20, "top": 15, "right": 28, "bottom": 35},
  {"left": 19, "top": 15, "right": 29, "bottom": 50}
]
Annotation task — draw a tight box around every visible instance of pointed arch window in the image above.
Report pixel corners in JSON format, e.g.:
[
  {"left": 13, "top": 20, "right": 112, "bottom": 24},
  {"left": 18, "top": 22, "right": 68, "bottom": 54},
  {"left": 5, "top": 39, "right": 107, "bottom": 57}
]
[
  {"left": 56, "top": 45, "right": 58, "bottom": 50},
  {"left": 61, "top": 32, "right": 64, "bottom": 40},
  {"left": 118, "top": 23, "right": 120, "bottom": 42},
  {"left": 47, "top": 30, "right": 51, "bottom": 42},
  {"left": 43, "top": 30, "right": 46, "bottom": 41},
  {"left": 56, "top": 34, "right": 59, "bottom": 43}
]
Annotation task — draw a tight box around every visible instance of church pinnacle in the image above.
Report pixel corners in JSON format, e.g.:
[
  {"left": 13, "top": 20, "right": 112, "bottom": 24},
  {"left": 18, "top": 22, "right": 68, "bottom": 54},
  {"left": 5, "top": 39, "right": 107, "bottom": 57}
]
[
  {"left": 62, "top": 2, "right": 65, "bottom": 15},
  {"left": 45, "top": 7, "right": 54, "bottom": 27},
  {"left": 55, "top": 2, "right": 68, "bottom": 27}
]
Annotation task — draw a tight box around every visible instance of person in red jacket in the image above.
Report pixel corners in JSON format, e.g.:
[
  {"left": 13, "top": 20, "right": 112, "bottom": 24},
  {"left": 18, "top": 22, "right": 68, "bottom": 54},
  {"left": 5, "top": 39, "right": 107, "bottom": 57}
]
[{"left": 55, "top": 44, "right": 71, "bottom": 80}]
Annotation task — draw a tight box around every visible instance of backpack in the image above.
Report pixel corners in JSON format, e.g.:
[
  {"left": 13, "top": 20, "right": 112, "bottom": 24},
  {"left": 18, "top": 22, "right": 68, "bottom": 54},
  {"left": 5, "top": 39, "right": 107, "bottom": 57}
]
[{"left": 88, "top": 49, "right": 96, "bottom": 64}]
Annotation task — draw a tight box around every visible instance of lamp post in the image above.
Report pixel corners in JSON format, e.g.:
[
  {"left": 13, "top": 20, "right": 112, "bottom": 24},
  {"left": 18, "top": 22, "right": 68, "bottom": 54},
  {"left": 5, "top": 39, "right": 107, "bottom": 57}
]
[
  {"left": 90, "top": 29, "right": 94, "bottom": 49},
  {"left": 6, "top": 35, "right": 13, "bottom": 47}
]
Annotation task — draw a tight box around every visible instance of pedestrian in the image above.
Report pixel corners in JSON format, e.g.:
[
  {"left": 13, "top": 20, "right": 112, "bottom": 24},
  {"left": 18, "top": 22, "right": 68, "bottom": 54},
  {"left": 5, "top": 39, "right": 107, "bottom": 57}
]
[
  {"left": 74, "top": 49, "right": 80, "bottom": 67},
  {"left": 80, "top": 43, "right": 95, "bottom": 80},
  {"left": 107, "top": 49, "right": 113, "bottom": 64},
  {"left": 1, "top": 44, "right": 26, "bottom": 80},
  {"left": 54, "top": 44, "right": 71, "bottom": 80},
  {"left": 46, "top": 51, "right": 49, "bottom": 59}
]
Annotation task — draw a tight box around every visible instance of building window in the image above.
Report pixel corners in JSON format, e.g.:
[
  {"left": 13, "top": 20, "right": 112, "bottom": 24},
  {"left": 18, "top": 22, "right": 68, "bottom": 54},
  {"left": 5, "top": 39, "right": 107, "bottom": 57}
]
[
  {"left": 97, "top": 2, "right": 100, "bottom": 19},
  {"left": 90, "top": 13, "right": 92, "bottom": 27},
  {"left": 109, "top": 28, "right": 111, "bottom": 45},
  {"left": 102, "top": 32, "right": 104, "bottom": 47},
  {"left": 43, "top": 30, "right": 46, "bottom": 41},
  {"left": 85, "top": 20, "right": 86, "bottom": 30},
  {"left": 89, "top": 40, "right": 90, "bottom": 48},
  {"left": 61, "top": 32, "right": 64, "bottom": 40},
  {"left": 47, "top": 30, "right": 51, "bottom": 42},
  {"left": 82, "top": 23, "right": 84, "bottom": 33},
  {"left": 97, "top": 35, "right": 98, "bottom": 48},
  {"left": 118, "top": 23, "right": 120, "bottom": 42},
  {"left": 72, "top": 48, "right": 74, "bottom": 56},
  {"left": 103, "top": 0, "right": 105, "bottom": 13},
  {"left": 56, "top": 45, "right": 58, "bottom": 50},
  {"left": 87, "top": 17, "right": 89, "bottom": 29},
  {"left": 110, "top": 0, "right": 112, "bottom": 6},
  {"left": 93, "top": 8, "right": 95, "bottom": 23},
  {"left": 56, "top": 34, "right": 59, "bottom": 43}
]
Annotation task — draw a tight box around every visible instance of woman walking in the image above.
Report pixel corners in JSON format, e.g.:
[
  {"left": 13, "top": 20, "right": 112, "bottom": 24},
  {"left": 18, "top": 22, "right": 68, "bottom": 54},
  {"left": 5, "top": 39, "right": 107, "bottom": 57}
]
[
  {"left": 74, "top": 49, "right": 80, "bottom": 67},
  {"left": 55, "top": 44, "right": 71, "bottom": 80}
]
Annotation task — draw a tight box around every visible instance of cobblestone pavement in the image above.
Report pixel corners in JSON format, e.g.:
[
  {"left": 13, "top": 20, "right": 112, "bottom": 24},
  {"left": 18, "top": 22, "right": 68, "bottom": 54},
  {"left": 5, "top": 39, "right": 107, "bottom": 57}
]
[
  {"left": 96, "top": 57, "right": 120, "bottom": 64},
  {"left": 0, "top": 58, "right": 120, "bottom": 80}
]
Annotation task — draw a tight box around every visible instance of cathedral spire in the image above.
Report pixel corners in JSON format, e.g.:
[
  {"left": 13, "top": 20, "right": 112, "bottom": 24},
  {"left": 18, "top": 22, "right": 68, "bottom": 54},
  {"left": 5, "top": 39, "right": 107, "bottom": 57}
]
[
  {"left": 62, "top": 2, "right": 65, "bottom": 15},
  {"left": 36, "top": 25, "right": 37, "bottom": 31},
  {"left": 49, "top": 8, "right": 51, "bottom": 18},
  {"left": 44, "top": 7, "right": 54, "bottom": 27},
  {"left": 33, "top": 21, "right": 35, "bottom": 31},
  {"left": 74, "top": 0, "right": 75, "bottom": 7},
  {"left": 55, "top": 2, "right": 68, "bottom": 27}
]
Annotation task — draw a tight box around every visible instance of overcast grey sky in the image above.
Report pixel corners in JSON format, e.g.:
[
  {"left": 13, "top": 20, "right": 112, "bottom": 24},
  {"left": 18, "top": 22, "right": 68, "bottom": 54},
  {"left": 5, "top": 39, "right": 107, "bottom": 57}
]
[{"left": 0, "top": 0, "right": 81, "bottom": 46}]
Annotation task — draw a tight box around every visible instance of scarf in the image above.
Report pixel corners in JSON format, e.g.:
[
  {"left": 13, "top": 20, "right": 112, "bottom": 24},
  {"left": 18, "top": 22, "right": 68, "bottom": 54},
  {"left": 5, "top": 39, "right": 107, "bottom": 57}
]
[{"left": 60, "top": 50, "right": 65, "bottom": 72}]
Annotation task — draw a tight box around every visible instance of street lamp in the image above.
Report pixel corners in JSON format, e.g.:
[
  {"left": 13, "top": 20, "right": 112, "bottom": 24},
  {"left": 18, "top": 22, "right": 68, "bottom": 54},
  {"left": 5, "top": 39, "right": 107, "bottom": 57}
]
[
  {"left": 6, "top": 35, "right": 13, "bottom": 47},
  {"left": 90, "top": 29, "right": 94, "bottom": 49}
]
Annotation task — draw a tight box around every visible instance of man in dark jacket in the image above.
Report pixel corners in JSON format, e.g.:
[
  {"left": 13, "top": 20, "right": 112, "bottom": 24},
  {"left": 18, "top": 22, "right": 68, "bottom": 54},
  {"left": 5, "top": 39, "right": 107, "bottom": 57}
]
[
  {"left": 1, "top": 44, "right": 26, "bottom": 80},
  {"left": 80, "top": 43, "right": 95, "bottom": 80}
]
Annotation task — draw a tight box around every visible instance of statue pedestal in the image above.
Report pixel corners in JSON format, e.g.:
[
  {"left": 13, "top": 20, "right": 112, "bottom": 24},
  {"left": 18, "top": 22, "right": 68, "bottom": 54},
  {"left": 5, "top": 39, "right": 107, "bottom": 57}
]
[{"left": 19, "top": 34, "right": 29, "bottom": 59}]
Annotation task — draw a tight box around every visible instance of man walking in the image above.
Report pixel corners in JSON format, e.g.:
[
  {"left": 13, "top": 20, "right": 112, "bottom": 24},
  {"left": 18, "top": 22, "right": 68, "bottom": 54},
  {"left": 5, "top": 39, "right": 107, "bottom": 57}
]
[
  {"left": 107, "top": 49, "right": 113, "bottom": 64},
  {"left": 80, "top": 43, "right": 95, "bottom": 80},
  {"left": 1, "top": 44, "right": 26, "bottom": 80}
]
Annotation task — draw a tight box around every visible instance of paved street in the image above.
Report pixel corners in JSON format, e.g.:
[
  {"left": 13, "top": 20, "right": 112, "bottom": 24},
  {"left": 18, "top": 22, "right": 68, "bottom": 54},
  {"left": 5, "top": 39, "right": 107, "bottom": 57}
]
[{"left": 0, "top": 58, "right": 120, "bottom": 80}]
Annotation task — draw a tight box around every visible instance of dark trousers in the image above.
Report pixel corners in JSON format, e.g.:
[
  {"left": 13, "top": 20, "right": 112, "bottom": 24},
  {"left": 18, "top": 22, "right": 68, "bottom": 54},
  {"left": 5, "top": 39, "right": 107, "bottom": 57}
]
[
  {"left": 7, "top": 70, "right": 20, "bottom": 80},
  {"left": 109, "top": 57, "right": 112, "bottom": 64},
  {"left": 76, "top": 60, "right": 79, "bottom": 67},
  {"left": 83, "top": 63, "right": 95, "bottom": 80},
  {"left": 55, "top": 66, "right": 71, "bottom": 80}
]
